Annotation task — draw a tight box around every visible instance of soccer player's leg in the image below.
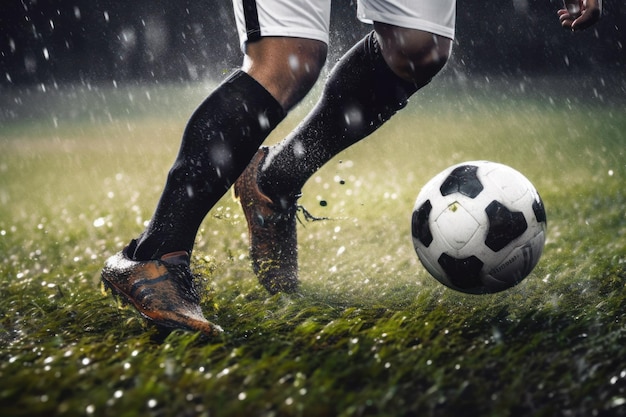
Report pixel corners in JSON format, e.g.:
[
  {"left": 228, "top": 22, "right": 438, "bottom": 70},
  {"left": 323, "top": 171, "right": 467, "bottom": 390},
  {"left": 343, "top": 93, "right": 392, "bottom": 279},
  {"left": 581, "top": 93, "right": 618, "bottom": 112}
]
[
  {"left": 233, "top": 0, "right": 330, "bottom": 294},
  {"left": 102, "top": 0, "right": 329, "bottom": 332},
  {"left": 242, "top": 0, "right": 455, "bottom": 290}
]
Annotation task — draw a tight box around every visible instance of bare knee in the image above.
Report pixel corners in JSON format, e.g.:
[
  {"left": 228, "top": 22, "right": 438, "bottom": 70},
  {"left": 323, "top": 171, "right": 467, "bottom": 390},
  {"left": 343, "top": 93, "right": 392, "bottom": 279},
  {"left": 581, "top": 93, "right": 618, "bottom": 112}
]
[
  {"left": 374, "top": 23, "right": 452, "bottom": 86},
  {"left": 243, "top": 37, "right": 328, "bottom": 111}
]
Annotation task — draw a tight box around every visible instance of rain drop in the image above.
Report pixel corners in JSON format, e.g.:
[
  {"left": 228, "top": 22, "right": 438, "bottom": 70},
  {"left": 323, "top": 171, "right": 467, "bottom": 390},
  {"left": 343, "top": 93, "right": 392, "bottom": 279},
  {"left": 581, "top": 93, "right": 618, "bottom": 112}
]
[
  {"left": 293, "top": 140, "right": 305, "bottom": 157},
  {"left": 288, "top": 54, "right": 300, "bottom": 71},
  {"left": 258, "top": 113, "right": 270, "bottom": 130},
  {"left": 610, "top": 397, "right": 626, "bottom": 408}
]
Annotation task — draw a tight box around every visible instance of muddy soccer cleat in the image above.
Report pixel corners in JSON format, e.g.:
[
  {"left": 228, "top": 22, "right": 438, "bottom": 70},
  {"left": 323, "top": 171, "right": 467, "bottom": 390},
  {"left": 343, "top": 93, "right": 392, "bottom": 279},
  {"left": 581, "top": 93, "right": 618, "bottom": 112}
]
[
  {"left": 101, "top": 240, "right": 222, "bottom": 337},
  {"left": 234, "top": 147, "right": 300, "bottom": 294}
]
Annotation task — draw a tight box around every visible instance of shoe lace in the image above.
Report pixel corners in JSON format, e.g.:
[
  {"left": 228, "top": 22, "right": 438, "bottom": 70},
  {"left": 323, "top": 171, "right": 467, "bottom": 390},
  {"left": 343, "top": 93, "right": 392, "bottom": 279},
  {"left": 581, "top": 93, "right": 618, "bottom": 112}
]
[
  {"left": 266, "top": 195, "right": 331, "bottom": 226},
  {"left": 296, "top": 204, "right": 330, "bottom": 225}
]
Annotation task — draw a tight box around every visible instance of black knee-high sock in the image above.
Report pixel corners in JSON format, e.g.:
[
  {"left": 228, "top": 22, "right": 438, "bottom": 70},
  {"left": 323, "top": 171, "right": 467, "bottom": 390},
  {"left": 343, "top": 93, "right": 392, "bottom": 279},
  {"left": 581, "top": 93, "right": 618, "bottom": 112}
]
[
  {"left": 259, "top": 31, "right": 419, "bottom": 200},
  {"left": 133, "top": 70, "right": 285, "bottom": 261}
]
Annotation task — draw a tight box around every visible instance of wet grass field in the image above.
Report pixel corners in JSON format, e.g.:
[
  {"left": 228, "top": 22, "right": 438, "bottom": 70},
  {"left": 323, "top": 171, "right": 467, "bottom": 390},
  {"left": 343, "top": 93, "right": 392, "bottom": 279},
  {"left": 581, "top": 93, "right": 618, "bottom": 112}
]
[{"left": 1, "top": 75, "right": 625, "bottom": 416}]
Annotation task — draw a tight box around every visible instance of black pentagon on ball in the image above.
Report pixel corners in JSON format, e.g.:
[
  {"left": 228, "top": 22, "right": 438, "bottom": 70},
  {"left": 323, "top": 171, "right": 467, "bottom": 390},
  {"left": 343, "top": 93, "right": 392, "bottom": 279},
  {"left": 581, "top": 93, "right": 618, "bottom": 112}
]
[
  {"left": 532, "top": 195, "right": 547, "bottom": 225},
  {"left": 438, "top": 253, "right": 484, "bottom": 291},
  {"left": 412, "top": 200, "right": 433, "bottom": 247},
  {"left": 440, "top": 165, "right": 483, "bottom": 198},
  {"left": 484, "top": 200, "right": 527, "bottom": 252}
]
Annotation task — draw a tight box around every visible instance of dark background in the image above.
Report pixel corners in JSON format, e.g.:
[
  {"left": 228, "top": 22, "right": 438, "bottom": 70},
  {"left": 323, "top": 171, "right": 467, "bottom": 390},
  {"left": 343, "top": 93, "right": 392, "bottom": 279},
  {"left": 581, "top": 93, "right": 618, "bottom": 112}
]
[{"left": 0, "top": 0, "right": 624, "bottom": 86}]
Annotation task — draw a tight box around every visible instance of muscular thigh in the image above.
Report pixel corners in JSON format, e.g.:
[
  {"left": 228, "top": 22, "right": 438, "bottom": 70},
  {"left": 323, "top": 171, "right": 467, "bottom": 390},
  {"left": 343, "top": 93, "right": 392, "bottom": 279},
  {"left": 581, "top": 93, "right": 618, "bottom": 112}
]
[
  {"left": 232, "top": 0, "right": 331, "bottom": 50},
  {"left": 357, "top": 0, "right": 456, "bottom": 40}
]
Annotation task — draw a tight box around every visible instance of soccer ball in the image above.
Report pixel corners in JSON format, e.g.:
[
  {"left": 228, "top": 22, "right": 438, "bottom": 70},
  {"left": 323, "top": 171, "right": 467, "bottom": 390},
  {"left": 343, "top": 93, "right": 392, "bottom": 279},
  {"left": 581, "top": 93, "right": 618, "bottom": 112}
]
[{"left": 411, "top": 161, "right": 547, "bottom": 294}]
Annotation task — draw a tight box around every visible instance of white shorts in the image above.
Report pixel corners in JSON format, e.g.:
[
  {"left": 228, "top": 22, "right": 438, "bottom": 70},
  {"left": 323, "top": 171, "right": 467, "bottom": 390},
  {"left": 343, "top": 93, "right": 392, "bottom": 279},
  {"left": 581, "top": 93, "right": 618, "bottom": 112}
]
[{"left": 233, "top": 0, "right": 456, "bottom": 50}]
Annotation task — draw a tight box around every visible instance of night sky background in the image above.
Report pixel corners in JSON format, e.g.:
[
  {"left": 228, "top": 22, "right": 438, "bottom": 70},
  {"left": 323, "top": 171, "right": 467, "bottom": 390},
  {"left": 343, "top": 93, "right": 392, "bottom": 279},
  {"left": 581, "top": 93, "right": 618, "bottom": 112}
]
[{"left": 0, "top": 0, "right": 624, "bottom": 86}]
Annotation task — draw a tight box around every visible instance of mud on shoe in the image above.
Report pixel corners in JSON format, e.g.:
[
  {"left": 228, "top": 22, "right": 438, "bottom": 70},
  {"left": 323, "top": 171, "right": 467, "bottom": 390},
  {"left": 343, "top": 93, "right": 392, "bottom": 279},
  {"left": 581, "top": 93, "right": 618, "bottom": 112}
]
[
  {"left": 101, "top": 240, "right": 222, "bottom": 337},
  {"left": 234, "top": 147, "right": 300, "bottom": 294}
]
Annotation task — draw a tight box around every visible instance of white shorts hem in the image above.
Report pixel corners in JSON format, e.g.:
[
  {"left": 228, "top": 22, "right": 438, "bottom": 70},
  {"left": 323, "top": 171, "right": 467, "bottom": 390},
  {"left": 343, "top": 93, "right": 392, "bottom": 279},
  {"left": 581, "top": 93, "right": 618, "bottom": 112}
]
[
  {"left": 358, "top": 11, "right": 455, "bottom": 39},
  {"left": 240, "top": 27, "right": 329, "bottom": 51}
]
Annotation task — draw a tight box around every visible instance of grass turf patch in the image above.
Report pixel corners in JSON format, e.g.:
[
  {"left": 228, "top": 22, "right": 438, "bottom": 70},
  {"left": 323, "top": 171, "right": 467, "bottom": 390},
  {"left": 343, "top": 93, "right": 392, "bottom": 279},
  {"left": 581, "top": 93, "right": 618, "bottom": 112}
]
[{"left": 0, "top": 76, "right": 625, "bottom": 417}]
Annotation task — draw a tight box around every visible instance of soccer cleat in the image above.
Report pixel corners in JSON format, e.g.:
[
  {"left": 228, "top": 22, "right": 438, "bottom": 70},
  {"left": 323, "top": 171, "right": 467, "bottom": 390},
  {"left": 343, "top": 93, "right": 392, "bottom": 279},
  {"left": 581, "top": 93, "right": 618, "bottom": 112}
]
[
  {"left": 101, "top": 240, "right": 223, "bottom": 337},
  {"left": 233, "top": 147, "right": 300, "bottom": 294}
]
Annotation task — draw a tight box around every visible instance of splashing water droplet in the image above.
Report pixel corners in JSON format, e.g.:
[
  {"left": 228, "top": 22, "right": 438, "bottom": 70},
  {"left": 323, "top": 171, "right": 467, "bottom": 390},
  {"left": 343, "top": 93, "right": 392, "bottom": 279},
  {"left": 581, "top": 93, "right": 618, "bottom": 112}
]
[
  {"left": 293, "top": 140, "right": 305, "bottom": 158},
  {"left": 258, "top": 113, "right": 270, "bottom": 130},
  {"left": 288, "top": 54, "right": 300, "bottom": 71}
]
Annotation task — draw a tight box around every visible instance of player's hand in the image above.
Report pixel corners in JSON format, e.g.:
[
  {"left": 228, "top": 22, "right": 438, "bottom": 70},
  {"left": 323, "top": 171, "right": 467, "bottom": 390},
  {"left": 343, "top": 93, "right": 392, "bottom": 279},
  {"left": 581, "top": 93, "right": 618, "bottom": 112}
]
[{"left": 558, "top": 0, "right": 602, "bottom": 31}]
